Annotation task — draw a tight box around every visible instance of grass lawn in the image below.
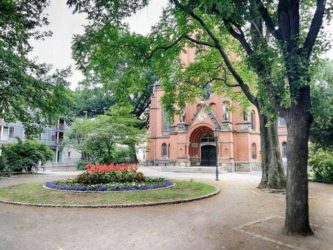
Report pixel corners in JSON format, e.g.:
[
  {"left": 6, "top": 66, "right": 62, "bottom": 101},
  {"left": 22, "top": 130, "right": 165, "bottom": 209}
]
[{"left": 0, "top": 180, "right": 218, "bottom": 206}]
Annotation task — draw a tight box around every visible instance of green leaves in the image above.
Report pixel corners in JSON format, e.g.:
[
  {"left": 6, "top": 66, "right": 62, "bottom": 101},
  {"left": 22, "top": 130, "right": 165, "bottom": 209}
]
[
  {"left": 310, "top": 60, "right": 333, "bottom": 149},
  {"left": 65, "top": 104, "right": 144, "bottom": 164},
  {"left": 0, "top": 0, "right": 72, "bottom": 133},
  {"left": 1, "top": 139, "right": 53, "bottom": 173}
]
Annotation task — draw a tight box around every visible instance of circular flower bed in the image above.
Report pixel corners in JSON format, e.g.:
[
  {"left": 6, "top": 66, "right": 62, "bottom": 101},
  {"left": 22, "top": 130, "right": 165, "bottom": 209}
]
[{"left": 45, "top": 164, "right": 173, "bottom": 192}]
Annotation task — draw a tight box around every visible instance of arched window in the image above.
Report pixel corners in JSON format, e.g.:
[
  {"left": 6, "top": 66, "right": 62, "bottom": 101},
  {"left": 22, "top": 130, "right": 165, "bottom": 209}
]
[
  {"left": 251, "top": 143, "right": 257, "bottom": 159},
  {"left": 200, "top": 133, "right": 215, "bottom": 142},
  {"left": 223, "top": 101, "right": 230, "bottom": 121},
  {"left": 282, "top": 142, "right": 287, "bottom": 158},
  {"left": 161, "top": 143, "right": 167, "bottom": 159},
  {"left": 168, "top": 144, "right": 171, "bottom": 158},
  {"left": 162, "top": 109, "right": 170, "bottom": 132},
  {"left": 243, "top": 111, "right": 248, "bottom": 121},
  {"left": 250, "top": 110, "right": 256, "bottom": 130}
]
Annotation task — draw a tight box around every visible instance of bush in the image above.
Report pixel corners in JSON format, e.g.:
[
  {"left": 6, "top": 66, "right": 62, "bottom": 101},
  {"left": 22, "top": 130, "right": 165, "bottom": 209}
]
[
  {"left": 1, "top": 139, "right": 53, "bottom": 173},
  {"left": 0, "top": 156, "right": 11, "bottom": 177},
  {"left": 309, "top": 148, "right": 333, "bottom": 183}
]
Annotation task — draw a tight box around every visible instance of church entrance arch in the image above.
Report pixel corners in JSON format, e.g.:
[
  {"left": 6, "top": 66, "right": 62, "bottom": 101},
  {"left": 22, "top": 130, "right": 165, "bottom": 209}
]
[{"left": 189, "top": 126, "right": 216, "bottom": 166}]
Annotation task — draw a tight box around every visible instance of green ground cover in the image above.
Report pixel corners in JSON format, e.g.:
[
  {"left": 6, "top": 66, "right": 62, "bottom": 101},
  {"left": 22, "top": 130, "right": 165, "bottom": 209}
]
[{"left": 0, "top": 180, "right": 217, "bottom": 205}]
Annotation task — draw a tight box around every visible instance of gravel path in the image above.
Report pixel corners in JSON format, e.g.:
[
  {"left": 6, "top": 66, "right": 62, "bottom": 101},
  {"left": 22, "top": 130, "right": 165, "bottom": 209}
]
[{"left": 0, "top": 168, "right": 332, "bottom": 250}]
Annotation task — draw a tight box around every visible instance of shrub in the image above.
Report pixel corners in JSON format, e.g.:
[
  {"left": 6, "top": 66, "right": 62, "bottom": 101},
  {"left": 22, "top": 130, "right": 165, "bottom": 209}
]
[
  {"left": 309, "top": 148, "right": 333, "bottom": 183},
  {"left": 1, "top": 139, "right": 53, "bottom": 173},
  {"left": 0, "top": 155, "right": 11, "bottom": 177}
]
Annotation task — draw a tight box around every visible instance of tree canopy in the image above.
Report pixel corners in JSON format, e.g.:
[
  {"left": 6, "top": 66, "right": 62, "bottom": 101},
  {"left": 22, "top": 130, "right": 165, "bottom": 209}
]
[
  {"left": 1, "top": 0, "right": 73, "bottom": 134},
  {"left": 67, "top": 0, "right": 332, "bottom": 235},
  {"left": 71, "top": 24, "right": 156, "bottom": 126},
  {"left": 66, "top": 104, "right": 144, "bottom": 164}
]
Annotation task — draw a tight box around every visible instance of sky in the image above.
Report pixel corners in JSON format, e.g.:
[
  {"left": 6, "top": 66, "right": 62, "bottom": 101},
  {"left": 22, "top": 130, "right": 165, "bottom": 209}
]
[{"left": 30, "top": 0, "right": 333, "bottom": 90}]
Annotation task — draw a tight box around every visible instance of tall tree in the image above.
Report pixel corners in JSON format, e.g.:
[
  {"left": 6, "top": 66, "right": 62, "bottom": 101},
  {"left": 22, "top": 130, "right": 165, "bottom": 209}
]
[
  {"left": 0, "top": 0, "right": 72, "bottom": 134},
  {"left": 67, "top": 0, "right": 332, "bottom": 235},
  {"left": 152, "top": 0, "right": 330, "bottom": 235}
]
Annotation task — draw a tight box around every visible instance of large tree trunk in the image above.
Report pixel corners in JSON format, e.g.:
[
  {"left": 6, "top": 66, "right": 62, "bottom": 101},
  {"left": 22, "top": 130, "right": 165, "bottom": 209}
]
[
  {"left": 258, "top": 113, "right": 286, "bottom": 189},
  {"left": 283, "top": 89, "right": 313, "bottom": 235}
]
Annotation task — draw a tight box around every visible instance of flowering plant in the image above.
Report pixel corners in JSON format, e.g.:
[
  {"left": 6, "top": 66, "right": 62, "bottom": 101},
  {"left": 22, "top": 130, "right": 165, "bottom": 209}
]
[{"left": 85, "top": 164, "right": 138, "bottom": 174}]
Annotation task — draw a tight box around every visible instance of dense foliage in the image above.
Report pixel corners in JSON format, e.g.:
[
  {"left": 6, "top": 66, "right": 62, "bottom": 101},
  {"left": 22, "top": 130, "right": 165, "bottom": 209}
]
[
  {"left": 1, "top": 0, "right": 72, "bottom": 135},
  {"left": 66, "top": 0, "right": 332, "bottom": 235},
  {"left": 309, "top": 148, "right": 333, "bottom": 183},
  {"left": 71, "top": 24, "right": 155, "bottom": 127},
  {"left": 310, "top": 61, "right": 333, "bottom": 150},
  {"left": 0, "top": 139, "right": 53, "bottom": 174},
  {"left": 66, "top": 87, "right": 116, "bottom": 122},
  {"left": 65, "top": 104, "right": 144, "bottom": 165}
]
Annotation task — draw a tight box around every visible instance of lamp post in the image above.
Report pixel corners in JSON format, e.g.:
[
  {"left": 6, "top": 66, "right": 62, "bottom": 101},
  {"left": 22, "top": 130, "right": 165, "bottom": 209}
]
[{"left": 214, "top": 129, "right": 219, "bottom": 181}]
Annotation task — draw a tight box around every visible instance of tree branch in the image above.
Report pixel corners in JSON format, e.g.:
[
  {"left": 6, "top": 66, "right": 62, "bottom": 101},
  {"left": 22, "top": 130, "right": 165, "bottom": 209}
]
[
  {"left": 254, "top": 0, "right": 283, "bottom": 41},
  {"left": 172, "top": 0, "right": 257, "bottom": 105},
  {"left": 183, "top": 35, "right": 215, "bottom": 48},
  {"left": 146, "top": 35, "right": 184, "bottom": 60},
  {"left": 303, "top": 0, "right": 326, "bottom": 58},
  {"left": 223, "top": 19, "right": 254, "bottom": 56}
]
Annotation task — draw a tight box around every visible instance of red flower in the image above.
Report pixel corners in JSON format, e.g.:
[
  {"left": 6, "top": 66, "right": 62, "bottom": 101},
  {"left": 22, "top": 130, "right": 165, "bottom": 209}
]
[{"left": 85, "top": 163, "right": 138, "bottom": 175}]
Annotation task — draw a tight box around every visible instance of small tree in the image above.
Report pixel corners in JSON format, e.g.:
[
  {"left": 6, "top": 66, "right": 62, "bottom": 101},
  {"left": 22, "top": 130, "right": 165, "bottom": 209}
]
[
  {"left": 66, "top": 105, "right": 144, "bottom": 164},
  {"left": 1, "top": 139, "right": 53, "bottom": 173}
]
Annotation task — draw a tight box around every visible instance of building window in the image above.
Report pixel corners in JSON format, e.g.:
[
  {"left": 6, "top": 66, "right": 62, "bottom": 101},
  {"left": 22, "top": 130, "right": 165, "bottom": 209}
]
[
  {"left": 243, "top": 111, "right": 248, "bottom": 121},
  {"left": 200, "top": 133, "right": 215, "bottom": 142},
  {"left": 68, "top": 151, "right": 71, "bottom": 158},
  {"left": 282, "top": 142, "right": 287, "bottom": 158},
  {"left": 161, "top": 143, "right": 167, "bottom": 159},
  {"left": 223, "top": 101, "right": 230, "bottom": 121},
  {"left": 162, "top": 109, "right": 170, "bottom": 132},
  {"left": 2, "top": 127, "right": 9, "bottom": 141},
  {"left": 251, "top": 143, "right": 257, "bottom": 159},
  {"left": 9, "top": 126, "right": 14, "bottom": 138},
  {"left": 168, "top": 144, "right": 170, "bottom": 158},
  {"left": 250, "top": 110, "right": 256, "bottom": 130}
]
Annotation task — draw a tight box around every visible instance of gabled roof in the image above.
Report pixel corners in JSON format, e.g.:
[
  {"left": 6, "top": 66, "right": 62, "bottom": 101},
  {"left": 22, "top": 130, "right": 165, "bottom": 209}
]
[{"left": 187, "top": 105, "right": 221, "bottom": 130}]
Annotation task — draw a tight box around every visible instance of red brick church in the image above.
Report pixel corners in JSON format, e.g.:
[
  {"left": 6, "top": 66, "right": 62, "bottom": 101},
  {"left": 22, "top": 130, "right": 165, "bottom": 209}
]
[{"left": 146, "top": 49, "right": 287, "bottom": 172}]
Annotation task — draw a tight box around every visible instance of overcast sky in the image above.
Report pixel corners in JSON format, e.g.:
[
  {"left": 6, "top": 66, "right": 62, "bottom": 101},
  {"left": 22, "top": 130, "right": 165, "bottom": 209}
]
[{"left": 30, "top": 0, "right": 333, "bottom": 90}]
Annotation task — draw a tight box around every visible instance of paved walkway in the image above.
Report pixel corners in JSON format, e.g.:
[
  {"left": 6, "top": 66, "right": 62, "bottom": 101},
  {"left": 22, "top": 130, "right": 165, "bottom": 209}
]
[{"left": 0, "top": 168, "right": 332, "bottom": 250}]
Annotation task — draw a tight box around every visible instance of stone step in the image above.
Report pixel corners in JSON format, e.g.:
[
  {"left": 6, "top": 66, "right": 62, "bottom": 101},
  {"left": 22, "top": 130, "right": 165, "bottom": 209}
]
[{"left": 160, "top": 166, "right": 219, "bottom": 173}]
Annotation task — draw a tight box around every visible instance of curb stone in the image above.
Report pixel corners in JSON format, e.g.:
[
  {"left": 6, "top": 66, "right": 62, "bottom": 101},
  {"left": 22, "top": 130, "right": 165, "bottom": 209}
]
[{"left": 0, "top": 186, "right": 220, "bottom": 208}]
